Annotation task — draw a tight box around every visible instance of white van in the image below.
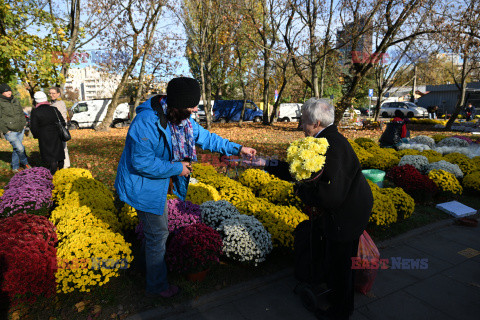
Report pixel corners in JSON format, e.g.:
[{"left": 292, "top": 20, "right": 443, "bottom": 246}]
[
  {"left": 277, "top": 103, "right": 302, "bottom": 122},
  {"left": 69, "top": 99, "right": 130, "bottom": 129},
  {"left": 192, "top": 100, "right": 214, "bottom": 122}
]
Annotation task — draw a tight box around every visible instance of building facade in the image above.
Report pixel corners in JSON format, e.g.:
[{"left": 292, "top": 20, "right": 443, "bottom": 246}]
[{"left": 64, "top": 67, "right": 122, "bottom": 101}]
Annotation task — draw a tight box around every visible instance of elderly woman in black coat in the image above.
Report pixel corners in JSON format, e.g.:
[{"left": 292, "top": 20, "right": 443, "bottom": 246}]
[{"left": 30, "top": 91, "right": 66, "bottom": 174}]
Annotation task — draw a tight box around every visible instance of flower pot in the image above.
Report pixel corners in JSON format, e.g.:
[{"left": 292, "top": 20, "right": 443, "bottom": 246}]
[{"left": 186, "top": 269, "right": 209, "bottom": 282}]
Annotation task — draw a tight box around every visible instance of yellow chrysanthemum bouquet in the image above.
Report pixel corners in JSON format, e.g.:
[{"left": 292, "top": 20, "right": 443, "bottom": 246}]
[{"left": 286, "top": 137, "right": 329, "bottom": 181}]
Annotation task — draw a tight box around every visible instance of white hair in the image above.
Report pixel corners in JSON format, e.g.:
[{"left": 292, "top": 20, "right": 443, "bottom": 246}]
[{"left": 301, "top": 98, "right": 335, "bottom": 127}]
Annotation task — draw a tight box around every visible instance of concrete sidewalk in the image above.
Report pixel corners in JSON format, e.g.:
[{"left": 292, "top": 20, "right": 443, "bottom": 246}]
[{"left": 127, "top": 219, "right": 480, "bottom": 320}]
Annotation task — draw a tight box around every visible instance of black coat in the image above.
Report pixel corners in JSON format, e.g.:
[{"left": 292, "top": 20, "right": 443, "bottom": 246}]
[
  {"left": 266, "top": 125, "right": 373, "bottom": 242},
  {"left": 30, "top": 103, "right": 65, "bottom": 162}
]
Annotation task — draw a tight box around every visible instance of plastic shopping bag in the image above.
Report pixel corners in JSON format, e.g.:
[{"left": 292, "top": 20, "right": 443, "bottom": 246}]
[{"left": 354, "top": 230, "right": 380, "bottom": 295}]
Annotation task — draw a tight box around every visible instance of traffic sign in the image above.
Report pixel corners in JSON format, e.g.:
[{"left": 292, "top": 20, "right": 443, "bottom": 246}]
[{"left": 368, "top": 89, "right": 374, "bottom": 97}]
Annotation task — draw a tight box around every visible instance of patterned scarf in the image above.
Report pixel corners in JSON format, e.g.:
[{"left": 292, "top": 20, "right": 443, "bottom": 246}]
[{"left": 161, "top": 97, "right": 197, "bottom": 162}]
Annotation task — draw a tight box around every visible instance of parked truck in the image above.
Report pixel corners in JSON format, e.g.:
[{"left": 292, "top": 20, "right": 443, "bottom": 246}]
[
  {"left": 213, "top": 100, "right": 263, "bottom": 123},
  {"left": 69, "top": 99, "right": 131, "bottom": 129}
]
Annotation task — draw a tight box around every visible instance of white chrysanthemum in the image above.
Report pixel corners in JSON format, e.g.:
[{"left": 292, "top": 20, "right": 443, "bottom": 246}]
[
  {"left": 398, "top": 143, "right": 431, "bottom": 152},
  {"left": 218, "top": 215, "right": 272, "bottom": 266},
  {"left": 200, "top": 200, "right": 240, "bottom": 229},
  {"left": 437, "top": 137, "right": 469, "bottom": 148},
  {"left": 410, "top": 135, "right": 435, "bottom": 148},
  {"left": 398, "top": 155, "right": 430, "bottom": 173},
  {"left": 426, "top": 160, "right": 463, "bottom": 178}
]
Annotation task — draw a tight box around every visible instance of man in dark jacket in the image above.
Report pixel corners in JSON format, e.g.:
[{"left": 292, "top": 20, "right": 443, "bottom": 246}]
[{"left": 0, "top": 83, "right": 31, "bottom": 172}]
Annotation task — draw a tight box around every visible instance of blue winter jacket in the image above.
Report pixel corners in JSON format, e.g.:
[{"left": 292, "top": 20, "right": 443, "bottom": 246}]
[{"left": 114, "top": 96, "right": 242, "bottom": 215}]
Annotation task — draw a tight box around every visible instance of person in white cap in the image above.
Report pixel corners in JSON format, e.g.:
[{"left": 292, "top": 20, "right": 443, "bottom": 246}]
[
  {"left": 0, "top": 83, "right": 31, "bottom": 173},
  {"left": 30, "top": 91, "right": 66, "bottom": 174}
]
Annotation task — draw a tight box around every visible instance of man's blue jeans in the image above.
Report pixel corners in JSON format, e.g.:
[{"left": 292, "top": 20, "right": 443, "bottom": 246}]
[
  {"left": 137, "top": 203, "right": 169, "bottom": 294},
  {"left": 4, "top": 129, "right": 29, "bottom": 170}
]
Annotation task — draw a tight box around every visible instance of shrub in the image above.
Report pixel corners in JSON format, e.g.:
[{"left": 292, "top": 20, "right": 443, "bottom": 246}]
[
  {"left": 363, "top": 147, "right": 399, "bottom": 171},
  {"left": 380, "top": 187, "right": 415, "bottom": 221},
  {"left": 200, "top": 200, "right": 241, "bottom": 230},
  {"left": 463, "top": 171, "right": 480, "bottom": 193},
  {"left": 50, "top": 205, "right": 122, "bottom": 240},
  {"left": 437, "top": 137, "right": 469, "bottom": 147},
  {"left": 238, "top": 169, "right": 275, "bottom": 195},
  {"left": 354, "top": 138, "right": 377, "bottom": 149},
  {"left": 432, "top": 134, "right": 447, "bottom": 144},
  {"left": 426, "top": 160, "right": 463, "bottom": 178},
  {"left": 369, "top": 185, "right": 397, "bottom": 226},
  {"left": 420, "top": 150, "right": 443, "bottom": 163},
  {"left": 428, "top": 169, "right": 463, "bottom": 195},
  {"left": 0, "top": 214, "right": 58, "bottom": 304},
  {"left": 398, "top": 155, "right": 429, "bottom": 173},
  {"left": 397, "top": 149, "right": 421, "bottom": 157},
  {"left": 55, "top": 227, "right": 133, "bottom": 293},
  {"left": 443, "top": 153, "right": 475, "bottom": 175},
  {"left": 186, "top": 182, "right": 221, "bottom": 204},
  {"left": 118, "top": 203, "right": 139, "bottom": 231},
  {"left": 410, "top": 135, "right": 435, "bottom": 148},
  {"left": 167, "top": 199, "right": 202, "bottom": 233},
  {"left": 387, "top": 165, "right": 438, "bottom": 200},
  {"left": 348, "top": 139, "right": 373, "bottom": 166},
  {"left": 258, "top": 179, "right": 302, "bottom": 208},
  {"left": 166, "top": 223, "right": 223, "bottom": 273},
  {"left": 218, "top": 214, "right": 273, "bottom": 266}
]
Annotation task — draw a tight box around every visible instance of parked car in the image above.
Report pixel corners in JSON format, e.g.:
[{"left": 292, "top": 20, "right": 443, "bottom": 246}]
[
  {"left": 192, "top": 100, "right": 214, "bottom": 122},
  {"left": 343, "top": 109, "right": 362, "bottom": 118},
  {"left": 213, "top": 100, "right": 263, "bottom": 123},
  {"left": 380, "top": 101, "right": 428, "bottom": 118},
  {"left": 277, "top": 103, "right": 302, "bottom": 122},
  {"left": 69, "top": 99, "right": 130, "bottom": 129}
]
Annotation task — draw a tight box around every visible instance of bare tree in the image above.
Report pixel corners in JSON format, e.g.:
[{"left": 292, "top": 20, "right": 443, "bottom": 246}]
[
  {"left": 95, "top": 0, "right": 166, "bottom": 131},
  {"left": 333, "top": 0, "right": 439, "bottom": 124},
  {"left": 434, "top": 0, "right": 480, "bottom": 129},
  {"left": 47, "top": 0, "right": 122, "bottom": 86}
]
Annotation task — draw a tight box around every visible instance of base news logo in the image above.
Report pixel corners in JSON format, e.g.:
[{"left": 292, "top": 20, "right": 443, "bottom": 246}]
[{"left": 351, "top": 257, "right": 429, "bottom": 270}]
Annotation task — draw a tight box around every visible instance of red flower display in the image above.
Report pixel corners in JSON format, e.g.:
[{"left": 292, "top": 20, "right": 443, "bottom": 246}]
[
  {"left": 166, "top": 223, "right": 223, "bottom": 273},
  {"left": 387, "top": 165, "right": 438, "bottom": 200},
  {"left": 0, "top": 214, "right": 58, "bottom": 304}
]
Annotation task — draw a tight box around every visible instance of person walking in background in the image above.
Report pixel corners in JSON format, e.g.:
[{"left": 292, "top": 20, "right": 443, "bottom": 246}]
[
  {"left": 115, "top": 77, "right": 257, "bottom": 299},
  {"left": 30, "top": 91, "right": 66, "bottom": 174},
  {"left": 49, "top": 87, "right": 71, "bottom": 168},
  {"left": 465, "top": 102, "right": 474, "bottom": 121},
  {"left": 0, "top": 83, "right": 31, "bottom": 173}
]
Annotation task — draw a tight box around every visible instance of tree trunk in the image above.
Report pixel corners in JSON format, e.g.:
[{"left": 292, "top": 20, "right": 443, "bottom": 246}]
[
  {"left": 95, "top": 57, "right": 140, "bottom": 131},
  {"left": 132, "top": 51, "right": 149, "bottom": 120},
  {"left": 445, "top": 55, "right": 468, "bottom": 130}
]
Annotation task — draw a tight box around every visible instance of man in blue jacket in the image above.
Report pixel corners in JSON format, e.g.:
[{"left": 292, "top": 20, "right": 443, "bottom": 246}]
[{"left": 115, "top": 77, "right": 256, "bottom": 298}]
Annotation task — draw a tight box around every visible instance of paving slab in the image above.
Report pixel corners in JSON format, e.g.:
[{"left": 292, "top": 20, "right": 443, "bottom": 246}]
[
  {"left": 441, "top": 259, "right": 480, "bottom": 287},
  {"left": 232, "top": 280, "right": 316, "bottom": 320},
  {"left": 404, "top": 274, "right": 480, "bottom": 320},
  {"left": 356, "top": 290, "right": 448, "bottom": 320},
  {"left": 380, "top": 243, "right": 454, "bottom": 279},
  {"left": 438, "top": 225, "right": 480, "bottom": 249},
  {"left": 362, "top": 266, "right": 418, "bottom": 299},
  {"left": 403, "top": 231, "right": 471, "bottom": 265}
]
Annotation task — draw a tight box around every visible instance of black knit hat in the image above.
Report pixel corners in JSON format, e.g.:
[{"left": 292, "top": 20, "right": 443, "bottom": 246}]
[
  {"left": 166, "top": 77, "right": 200, "bottom": 109},
  {"left": 0, "top": 83, "right": 12, "bottom": 94}
]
